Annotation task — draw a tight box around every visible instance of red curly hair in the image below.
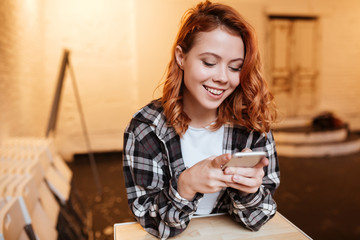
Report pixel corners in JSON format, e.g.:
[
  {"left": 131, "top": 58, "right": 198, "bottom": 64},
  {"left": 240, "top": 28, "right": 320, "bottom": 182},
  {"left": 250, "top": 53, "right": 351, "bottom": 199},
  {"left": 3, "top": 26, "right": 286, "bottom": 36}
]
[{"left": 161, "top": 0, "right": 277, "bottom": 136}]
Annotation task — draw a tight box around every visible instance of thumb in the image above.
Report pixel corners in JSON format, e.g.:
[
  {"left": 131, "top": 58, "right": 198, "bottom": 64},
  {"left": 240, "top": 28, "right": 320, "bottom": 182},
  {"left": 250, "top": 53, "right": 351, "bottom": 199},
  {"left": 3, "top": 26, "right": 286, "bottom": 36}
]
[
  {"left": 242, "top": 148, "right": 252, "bottom": 153},
  {"left": 254, "top": 157, "right": 269, "bottom": 168},
  {"left": 211, "top": 153, "right": 231, "bottom": 168}
]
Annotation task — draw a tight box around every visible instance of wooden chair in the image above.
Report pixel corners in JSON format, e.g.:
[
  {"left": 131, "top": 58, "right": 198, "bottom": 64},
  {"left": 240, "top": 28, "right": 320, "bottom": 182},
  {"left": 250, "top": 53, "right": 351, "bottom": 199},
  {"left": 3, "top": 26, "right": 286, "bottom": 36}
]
[
  {"left": 0, "top": 197, "right": 37, "bottom": 240},
  {"left": 15, "top": 175, "right": 58, "bottom": 240}
]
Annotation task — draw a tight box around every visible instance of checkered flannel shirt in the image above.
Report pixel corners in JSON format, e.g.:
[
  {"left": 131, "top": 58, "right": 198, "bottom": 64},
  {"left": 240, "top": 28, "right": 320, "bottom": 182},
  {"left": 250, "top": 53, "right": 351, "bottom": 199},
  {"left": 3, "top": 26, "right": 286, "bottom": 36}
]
[{"left": 123, "top": 100, "right": 280, "bottom": 239}]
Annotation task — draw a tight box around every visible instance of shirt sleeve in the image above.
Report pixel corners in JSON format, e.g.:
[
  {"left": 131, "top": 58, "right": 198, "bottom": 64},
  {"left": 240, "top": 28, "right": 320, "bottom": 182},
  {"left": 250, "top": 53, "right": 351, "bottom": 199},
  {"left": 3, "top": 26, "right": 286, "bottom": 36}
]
[
  {"left": 226, "top": 130, "right": 280, "bottom": 231},
  {"left": 123, "top": 127, "right": 203, "bottom": 239}
]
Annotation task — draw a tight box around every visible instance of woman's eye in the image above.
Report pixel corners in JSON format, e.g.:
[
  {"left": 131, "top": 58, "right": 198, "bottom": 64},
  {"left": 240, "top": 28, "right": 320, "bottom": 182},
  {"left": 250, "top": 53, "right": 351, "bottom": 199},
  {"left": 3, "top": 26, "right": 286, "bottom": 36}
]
[
  {"left": 229, "top": 66, "right": 242, "bottom": 72},
  {"left": 203, "top": 61, "right": 216, "bottom": 67}
]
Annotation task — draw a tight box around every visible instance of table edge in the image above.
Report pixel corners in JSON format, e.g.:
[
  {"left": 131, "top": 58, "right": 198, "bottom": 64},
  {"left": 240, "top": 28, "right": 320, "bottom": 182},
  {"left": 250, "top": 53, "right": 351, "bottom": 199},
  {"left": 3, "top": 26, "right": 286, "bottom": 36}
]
[
  {"left": 114, "top": 212, "right": 313, "bottom": 240},
  {"left": 277, "top": 213, "right": 313, "bottom": 240}
]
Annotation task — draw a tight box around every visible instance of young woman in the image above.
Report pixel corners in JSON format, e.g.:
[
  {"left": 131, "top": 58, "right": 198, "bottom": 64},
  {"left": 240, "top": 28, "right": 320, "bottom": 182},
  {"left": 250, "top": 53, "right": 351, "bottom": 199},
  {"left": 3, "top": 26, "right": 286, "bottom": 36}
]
[{"left": 123, "top": 1, "right": 280, "bottom": 238}]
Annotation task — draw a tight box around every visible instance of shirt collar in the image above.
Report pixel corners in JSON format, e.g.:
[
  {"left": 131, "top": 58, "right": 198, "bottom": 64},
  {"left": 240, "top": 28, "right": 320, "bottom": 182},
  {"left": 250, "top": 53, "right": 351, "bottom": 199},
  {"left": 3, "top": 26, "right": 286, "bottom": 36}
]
[{"left": 133, "top": 99, "right": 177, "bottom": 141}]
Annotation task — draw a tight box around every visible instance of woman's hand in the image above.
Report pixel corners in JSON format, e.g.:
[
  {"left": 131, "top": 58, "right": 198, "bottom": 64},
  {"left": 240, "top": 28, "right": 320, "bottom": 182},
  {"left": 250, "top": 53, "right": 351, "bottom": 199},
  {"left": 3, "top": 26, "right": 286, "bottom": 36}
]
[
  {"left": 178, "top": 153, "right": 233, "bottom": 200},
  {"left": 223, "top": 149, "right": 268, "bottom": 195}
]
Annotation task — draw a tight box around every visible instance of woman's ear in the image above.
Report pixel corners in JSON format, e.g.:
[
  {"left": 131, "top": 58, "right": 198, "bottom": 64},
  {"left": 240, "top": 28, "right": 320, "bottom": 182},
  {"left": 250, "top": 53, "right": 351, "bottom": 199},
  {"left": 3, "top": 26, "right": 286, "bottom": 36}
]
[{"left": 175, "top": 45, "right": 184, "bottom": 70}]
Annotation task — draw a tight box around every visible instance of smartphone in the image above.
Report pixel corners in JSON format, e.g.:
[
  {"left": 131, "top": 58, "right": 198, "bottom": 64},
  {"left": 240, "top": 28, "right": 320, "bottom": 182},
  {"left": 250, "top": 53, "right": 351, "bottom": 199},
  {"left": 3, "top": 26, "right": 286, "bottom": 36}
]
[{"left": 222, "top": 151, "right": 266, "bottom": 169}]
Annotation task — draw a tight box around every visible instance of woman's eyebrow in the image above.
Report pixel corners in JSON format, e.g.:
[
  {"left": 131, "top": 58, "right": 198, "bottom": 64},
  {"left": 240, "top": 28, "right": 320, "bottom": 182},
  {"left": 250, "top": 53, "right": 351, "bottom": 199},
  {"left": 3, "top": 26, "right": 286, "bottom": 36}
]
[
  {"left": 198, "top": 52, "right": 221, "bottom": 59},
  {"left": 231, "top": 57, "right": 244, "bottom": 62},
  {"left": 198, "top": 52, "right": 244, "bottom": 62}
]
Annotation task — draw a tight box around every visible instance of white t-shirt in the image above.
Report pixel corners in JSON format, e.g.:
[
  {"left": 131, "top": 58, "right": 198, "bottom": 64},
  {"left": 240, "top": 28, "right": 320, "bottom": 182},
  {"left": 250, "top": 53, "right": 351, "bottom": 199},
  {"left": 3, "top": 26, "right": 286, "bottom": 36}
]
[{"left": 180, "top": 124, "right": 224, "bottom": 215}]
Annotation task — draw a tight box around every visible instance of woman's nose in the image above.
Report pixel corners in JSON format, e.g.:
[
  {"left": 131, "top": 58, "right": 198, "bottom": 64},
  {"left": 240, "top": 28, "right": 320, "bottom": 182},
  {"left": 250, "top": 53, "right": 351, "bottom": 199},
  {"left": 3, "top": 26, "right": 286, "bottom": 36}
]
[{"left": 213, "top": 66, "right": 228, "bottom": 83}]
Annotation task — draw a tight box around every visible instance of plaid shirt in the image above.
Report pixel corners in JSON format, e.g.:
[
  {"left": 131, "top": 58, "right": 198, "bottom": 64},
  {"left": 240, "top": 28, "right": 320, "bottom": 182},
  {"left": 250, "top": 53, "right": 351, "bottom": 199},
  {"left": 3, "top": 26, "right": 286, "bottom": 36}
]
[{"left": 123, "top": 100, "right": 280, "bottom": 239}]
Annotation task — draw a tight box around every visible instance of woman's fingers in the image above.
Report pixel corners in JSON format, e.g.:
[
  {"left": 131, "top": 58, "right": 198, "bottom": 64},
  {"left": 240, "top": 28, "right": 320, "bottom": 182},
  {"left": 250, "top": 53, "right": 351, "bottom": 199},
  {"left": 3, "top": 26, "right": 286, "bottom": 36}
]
[
  {"left": 224, "top": 157, "right": 268, "bottom": 176},
  {"left": 254, "top": 157, "right": 269, "bottom": 168},
  {"left": 187, "top": 153, "right": 265, "bottom": 194},
  {"left": 184, "top": 154, "right": 234, "bottom": 194},
  {"left": 231, "top": 174, "right": 262, "bottom": 187},
  {"left": 198, "top": 150, "right": 268, "bottom": 194},
  {"left": 226, "top": 173, "right": 263, "bottom": 193},
  {"left": 224, "top": 166, "right": 253, "bottom": 176},
  {"left": 222, "top": 156, "right": 267, "bottom": 193},
  {"left": 226, "top": 182, "right": 259, "bottom": 194},
  {"left": 241, "top": 148, "right": 252, "bottom": 153},
  {"left": 211, "top": 153, "right": 231, "bottom": 169}
]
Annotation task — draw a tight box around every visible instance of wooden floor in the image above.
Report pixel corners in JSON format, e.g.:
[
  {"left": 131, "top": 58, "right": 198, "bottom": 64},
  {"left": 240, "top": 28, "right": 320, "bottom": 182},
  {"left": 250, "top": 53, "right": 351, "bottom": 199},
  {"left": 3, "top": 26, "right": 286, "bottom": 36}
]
[
  {"left": 68, "top": 150, "right": 360, "bottom": 240},
  {"left": 275, "top": 152, "right": 360, "bottom": 240},
  {"left": 68, "top": 152, "right": 133, "bottom": 240}
]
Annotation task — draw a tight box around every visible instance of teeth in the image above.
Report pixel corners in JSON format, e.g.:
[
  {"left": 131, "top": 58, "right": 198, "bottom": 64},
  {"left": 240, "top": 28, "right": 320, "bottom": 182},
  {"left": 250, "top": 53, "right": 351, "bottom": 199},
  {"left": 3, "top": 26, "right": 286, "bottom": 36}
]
[{"left": 205, "top": 86, "right": 223, "bottom": 95}]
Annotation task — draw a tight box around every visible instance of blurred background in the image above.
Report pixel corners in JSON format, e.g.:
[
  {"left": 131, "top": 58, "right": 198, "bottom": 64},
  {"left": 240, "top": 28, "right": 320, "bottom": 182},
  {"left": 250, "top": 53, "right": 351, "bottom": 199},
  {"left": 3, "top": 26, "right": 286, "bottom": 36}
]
[
  {"left": 1, "top": 0, "right": 359, "bottom": 157},
  {"left": 1, "top": 0, "right": 360, "bottom": 239}
]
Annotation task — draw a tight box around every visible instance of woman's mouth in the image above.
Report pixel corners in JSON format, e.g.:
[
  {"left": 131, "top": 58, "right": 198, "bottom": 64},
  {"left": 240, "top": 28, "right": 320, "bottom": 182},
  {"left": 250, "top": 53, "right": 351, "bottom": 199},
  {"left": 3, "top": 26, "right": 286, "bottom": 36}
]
[{"left": 204, "top": 86, "right": 224, "bottom": 96}]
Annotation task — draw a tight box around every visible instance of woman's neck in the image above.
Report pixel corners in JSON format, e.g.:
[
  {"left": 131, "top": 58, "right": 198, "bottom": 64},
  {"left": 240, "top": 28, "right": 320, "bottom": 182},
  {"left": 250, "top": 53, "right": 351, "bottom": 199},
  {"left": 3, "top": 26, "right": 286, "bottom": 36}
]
[{"left": 183, "top": 99, "right": 217, "bottom": 129}]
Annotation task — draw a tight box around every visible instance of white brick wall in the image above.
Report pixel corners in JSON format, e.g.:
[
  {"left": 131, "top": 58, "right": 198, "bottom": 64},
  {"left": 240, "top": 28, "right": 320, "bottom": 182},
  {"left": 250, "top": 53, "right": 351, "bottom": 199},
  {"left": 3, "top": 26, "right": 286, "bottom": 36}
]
[
  {"left": 317, "top": 0, "right": 360, "bottom": 130},
  {"left": 1, "top": 0, "right": 359, "bottom": 159},
  {"left": 41, "top": 0, "right": 139, "bottom": 159},
  {"left": 0, "top": 0, "right": 47, "bottom": 141}
]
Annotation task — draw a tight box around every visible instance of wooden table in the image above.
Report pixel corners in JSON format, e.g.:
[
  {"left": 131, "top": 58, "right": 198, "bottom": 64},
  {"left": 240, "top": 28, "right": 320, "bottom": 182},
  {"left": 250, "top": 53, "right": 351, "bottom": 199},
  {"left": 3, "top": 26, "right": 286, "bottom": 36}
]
[{"left": 114, "top": 213, "right": 312, "bottom": 240}]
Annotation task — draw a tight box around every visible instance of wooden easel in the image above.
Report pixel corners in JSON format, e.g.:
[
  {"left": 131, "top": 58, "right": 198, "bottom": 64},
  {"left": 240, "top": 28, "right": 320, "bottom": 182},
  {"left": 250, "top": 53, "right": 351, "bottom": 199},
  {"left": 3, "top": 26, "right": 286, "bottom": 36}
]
[{"left": 46, "top": 49, "right": 103, "bottom": 200}]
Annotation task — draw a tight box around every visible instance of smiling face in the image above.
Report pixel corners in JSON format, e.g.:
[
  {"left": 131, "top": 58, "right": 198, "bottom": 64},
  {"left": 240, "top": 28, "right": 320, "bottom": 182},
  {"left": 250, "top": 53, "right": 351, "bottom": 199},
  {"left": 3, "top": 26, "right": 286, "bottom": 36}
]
[{"left": 175, "top": 27, "right": 245, "bottom": 124}]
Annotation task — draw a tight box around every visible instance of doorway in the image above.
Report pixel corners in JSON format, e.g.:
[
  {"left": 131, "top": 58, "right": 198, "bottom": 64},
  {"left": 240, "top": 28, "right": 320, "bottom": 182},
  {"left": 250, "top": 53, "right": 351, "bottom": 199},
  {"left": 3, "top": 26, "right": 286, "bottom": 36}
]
[{"left": 268, "top": 16, "right": 319, "bottom": 118}]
